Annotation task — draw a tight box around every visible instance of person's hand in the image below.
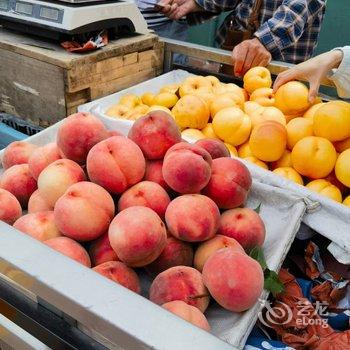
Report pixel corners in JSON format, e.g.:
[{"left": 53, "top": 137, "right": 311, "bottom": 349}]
[
  {"left": 273, "top": 50, "right": 343, "bottom": 103},
  {"left": 157, "top": 0, "right": 202, "bottom": 20},
  {"left": 231, "top": 38, "right": 272, "bottom": 77}
]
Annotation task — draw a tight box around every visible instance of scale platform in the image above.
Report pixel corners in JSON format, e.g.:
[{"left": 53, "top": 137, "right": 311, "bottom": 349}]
[{"left": 0, "top": 0, "right": 149, "bottom": 41}]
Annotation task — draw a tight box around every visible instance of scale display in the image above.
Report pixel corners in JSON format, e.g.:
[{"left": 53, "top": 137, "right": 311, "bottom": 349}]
[{"left": 0, "top": 0, "right": 63, "bottom": 23}]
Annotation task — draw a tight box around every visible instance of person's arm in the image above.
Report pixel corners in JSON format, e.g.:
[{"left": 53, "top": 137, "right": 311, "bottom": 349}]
[
  {"left": 328, "top": 47, "right": 350, "bottom": 99},
  {"left": 157, "top": 0, "right": 238, "bottom": 22},
  {"left": 231, "top": 0, "right": 325, "bottom": 76},
  {"left": 272, "top": 50, "right": 344, "bottom": 102},
  {"left": 254, "top": 0, "right": 325, "bottom": 59}
]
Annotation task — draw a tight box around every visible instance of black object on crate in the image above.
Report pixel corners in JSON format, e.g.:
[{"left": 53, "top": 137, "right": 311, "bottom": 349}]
[{"left": 0, "top": 113, "right": 43, "bottom": 136}]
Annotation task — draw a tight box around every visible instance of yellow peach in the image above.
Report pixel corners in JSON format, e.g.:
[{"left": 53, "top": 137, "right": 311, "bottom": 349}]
[
  {"left": 250, "top": 88, "right": 275, "bottom": 107},
  {"left": 272, "top": 167, "right": 304, "bottom": 185},
  {"left": 313, "top": 101, "right": 350, "bottom": 142},
  {"left": 250, "top": 106, "right": 286, "bottom": 127},
  {"left": 224, "top": 143, "right": 238, "bottom": 157},
  {"left": 152, "top": 92, "right": 179, "bottom": 109},
  {"left": 306, "top": 179, "right": 342, "bottom": 203},
  {"left": 201, "top": 123, "right": 219, "bottom": 139},
  {"left": 249, "top": 121, "right": 287, "bottom": 162},
  {"left": 237, "top": 141, "right": 254, "bottom": 158},
  {"left": 270, "top": 150, "right": 292, "bottom": 170},
  {"left": 286, "top": 117, "right": 314, "bottom": 150},
  {"left": 343, "top": 196, "right": 350, "bottom": 207},
  {"left": 303, "top": 102, "right": 325, "bottom": 121},
  {"left": 210, "top": 94, "right": 239, "bottom": 118},
  {"left": 335, "top": 149, "right": 350, "bottom": 187},
  {"left": 243, "top": 67, "right": 272, "bottom": 94},
  {"left": 291, "top": 136, "right": 337, "bottom": 179},
  {"left": 181, "top": 129, "right": 206, "bottom": 141},
  {"left": 141, "top": 92, "right": 155, "bottom": 106},
  {"left": 212, "top": 107, "right": 251, "bottom": 146},
  {"left": 243, "top": 156, "right": 269, "bottom": 170}
]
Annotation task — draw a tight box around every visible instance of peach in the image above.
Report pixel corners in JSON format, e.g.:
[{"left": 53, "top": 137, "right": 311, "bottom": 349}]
[
  {"left": 202, "top": 249, "right": 264, "bottom": 312},
  {"left": 249, "top": 87, "right": 275, "bottom": 107},
  {"left": 45, "top": 236, "right": 91, "bottom": 267},
  {"left": 243, "top": 156, "right": 269, "bottom": 170},
  {"left": 306, "top": 179, "right": 342, "bottom": 203},
  {"left": 179, "top": 76, "right": 212, "bottom": 97},
  {"left": 38, "top": 159, "right": 85, "bottom": 207},
  {"left": 146, "top": 235, "right": 194, "bottom": 275},
  {"left": 57, "top": 112, "right": 109, "bottom": 164},
  {"left": 162, "top": 301, "right": 210, "bottom": 331},
  {"left": 210, "top": 93, "right": 239, "bottom": 117},
  {"left": 202, "top": 157, "right": 252, "bottom": 209},
  {"left": 238, "top": 141, "right": 254, "bottom": 158},
  {"left": 250, "top": 106, "right": 286, "bottom": 127},
  {"left": 270, "top": 150, "right": 292, "bottom": 170},
  {"left": 273, "top": 167, "right": 304, "bottom": 185},
  {"left": 291, "top": 136, "right": 337, "bottom": 179},
  {"left": 119, "top": 94, "right": 142, "bottom": 108},
  {"left": 343, "top": 196, "right": 350, "bottom": 207},
  {"left": 128, "top": 111, "right": 181, "bottom": 160},
  {"left": 152, "top": 92, "right": 178, "bottom": 109},
  {"left": 87, "top": 136, "right": 145, "bottom": 194},
  {"left": 274, "top": 81, "right": 311, "bottom": 116},
  {"left": 195, "top": 139, "right": 230, "bottom": 159},
  {"left": 28, "top": 190, "right": 52, "bottom": 213},
  {"left": 313, "top": 101, "right": 350, "bottom": 142},
  {"left": 249, "top": 121, "right": 287, "bottom": 162},
  {"left": 303, "top": 102, "right": 325, "bottom": 121},
  {"left": 244, "top": 101, "right": 262, "bottom": 116},
  {"left": 334, "top": 137, "right": 350, "bottom": 153},
  {"left": 108, "top": 206, "right": 167, "bottom": 267},
  {"left": 201, "top": 123, "right": 219, "bottom": 139},
  {"left": 214, "top": 84, "right": 246, "bottom": 107},
  {"left": 13, "top": 211, "right": 62, "bottom": 241},
  {"left": 54, "top": 181, "right": 114, "bottom": 242},
  {"left": 324, "top": 172, "right": 348, "bottom": 194},
  {"left": 118, "top": 181, "right": 171, "bottom": 220},
  {"left": 106, "top": 104, "right": 131, "bottom": 119},
  {"left": 212, "top": 107, "right": 251, "bottom": 146},
  {"left": 165, "top": 194, "right": 220, "bottom": 242},
  {"left": 1, "top": 141, "right": 38, "bottom": 169},
  {"left": 28, "top": 143, "right": 62, "bottom": 180},
  {"left": 162, "top": 142, "right": 212, "bottom": 194},
  {"left": 335, "top": 149, "right": 350, "bottom": 187},
  {"left": 149, "top": 266, "right": 210, "bottom": 312},
  {"left": 172, "top": 94, "right": 210, "bottom": 130},
  {"left": 218, "top": 208, "right": 265, "bottom": 251},
  {"left": 93, "top": 261, "right": 141, "bottom": 294},
  {"left": 194, "top": 235, "right": 244, "bottom": 272},
  {"left": 243, "top": 67, "right": 272, "bottom": 94},
  {"left": 286, "top": 117, "right": 314, "bottom": 150},
  {"left": 89, "top": 232, "right": 119, "bottom": 266},
  {"left": 225, "top": 143, "right": 238, "bottom": 157},
  {"left": 0, "top": 189, "right": 22, "bottom": 225},
  {"left": 181, "top": 129, "right": 205, "bottom": 141},
  {"left": 141, "top": 92, "right": 155, "bottom": 106},
  {"left": 205, "top": 75, "right": 221, "bottom": 89},
  {"left": 144, "top": 160, "right": 170, "bottom": 191},
  {"left": 160, "top": 83, "right": 180, "bottom": 94},
  {"left": 0, "top": 164, "right": 37, "bottom": 207}
]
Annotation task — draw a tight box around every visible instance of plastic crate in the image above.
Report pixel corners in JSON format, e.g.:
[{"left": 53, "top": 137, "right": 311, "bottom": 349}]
[{"left": 0, "top": 114, "right": 43, "bottom": 149}]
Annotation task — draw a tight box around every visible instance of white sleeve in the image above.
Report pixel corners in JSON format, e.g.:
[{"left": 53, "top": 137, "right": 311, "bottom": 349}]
[{"left": 328, "top": 46, "right": 350, "bottom": 99}]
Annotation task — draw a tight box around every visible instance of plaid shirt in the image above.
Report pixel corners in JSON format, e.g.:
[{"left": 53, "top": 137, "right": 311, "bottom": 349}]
[{"left": 188, "top": 0, "right": 326, "bottom": 63}]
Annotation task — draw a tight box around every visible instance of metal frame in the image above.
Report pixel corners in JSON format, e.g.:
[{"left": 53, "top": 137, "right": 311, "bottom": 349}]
[
  {"left": 162, "top": 38, "right": 335, "bottom": 88},
  {"left": 0, "top": 222, "right": 237, "bottom": 350}
]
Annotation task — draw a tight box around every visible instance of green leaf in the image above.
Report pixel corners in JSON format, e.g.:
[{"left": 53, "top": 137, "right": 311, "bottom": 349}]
[
  {"left": 264, "top": 270, "right": 284, "bottom": 295},
  {"left": 253, "top": 203, "right": 262, "bottom": 214},
  {"left": 249, "top": 246, "right": 267, "bottom": 271}
]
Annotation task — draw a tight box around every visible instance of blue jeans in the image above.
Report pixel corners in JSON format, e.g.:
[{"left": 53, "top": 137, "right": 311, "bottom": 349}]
[{"left": 151, "top": 20, "right": 188, "bottom": 65}]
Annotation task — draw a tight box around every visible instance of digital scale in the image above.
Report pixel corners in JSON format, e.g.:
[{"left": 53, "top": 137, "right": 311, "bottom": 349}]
[{"left": 0, "top": 0, "right": 149, "bottom": 40}]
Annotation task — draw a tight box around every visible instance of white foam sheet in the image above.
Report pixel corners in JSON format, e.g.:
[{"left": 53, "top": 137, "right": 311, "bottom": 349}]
[
  {"left": 0, "top": 117, "right": 306, "bottom": 349},
  {"left": 78, "top": 69, "right": 350, "bottom": 262}
]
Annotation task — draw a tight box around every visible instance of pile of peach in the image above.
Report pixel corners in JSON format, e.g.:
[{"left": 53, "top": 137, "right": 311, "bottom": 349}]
[
  {"left": 0, "top": 111, "right": 267, "bottom": 331},
  {"left": 105, "top": 68, "right": 350, "bottom": 206}
]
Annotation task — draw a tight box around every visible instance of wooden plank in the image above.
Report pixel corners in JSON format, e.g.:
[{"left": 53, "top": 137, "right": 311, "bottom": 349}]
[
  {"left": 0, "top": 48, "right": 66, "bottom": 126},
  {"left": 0, "top": 28, "right": 158, "bottom": 69},
  {"left": 122, "top": 52, "right": 138, "bottom": 66},
  {"left": 90, "top": 68, "right": 157, "bottom": 100}
]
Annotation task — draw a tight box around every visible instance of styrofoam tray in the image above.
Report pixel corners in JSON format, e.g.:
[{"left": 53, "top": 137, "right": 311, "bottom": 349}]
[
  {"left": 78, "top": 69, "right": 350, "bottom": 263},
  {"left": 0, "top": 118, "right": 306, "bottom": 349}
]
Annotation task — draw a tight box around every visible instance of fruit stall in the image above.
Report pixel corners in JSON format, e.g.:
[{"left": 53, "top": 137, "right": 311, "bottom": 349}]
[{"left": 0, "top": 33, "right": 350, "bottom": 350}]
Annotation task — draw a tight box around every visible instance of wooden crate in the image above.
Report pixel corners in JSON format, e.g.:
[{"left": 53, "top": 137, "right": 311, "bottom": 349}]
[{"left": 0, "top": 28, "right": 163, "bottom": 127}]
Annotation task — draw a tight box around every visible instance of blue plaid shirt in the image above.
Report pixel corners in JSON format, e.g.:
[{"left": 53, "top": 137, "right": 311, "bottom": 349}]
[{"left": 189, "top": 0, "right": 326, "bottom": 63}]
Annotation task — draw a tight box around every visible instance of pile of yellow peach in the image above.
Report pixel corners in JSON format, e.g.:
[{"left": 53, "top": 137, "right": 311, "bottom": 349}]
[{"left": 105, "top": 68, "right": 350, "bottom": 206}]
